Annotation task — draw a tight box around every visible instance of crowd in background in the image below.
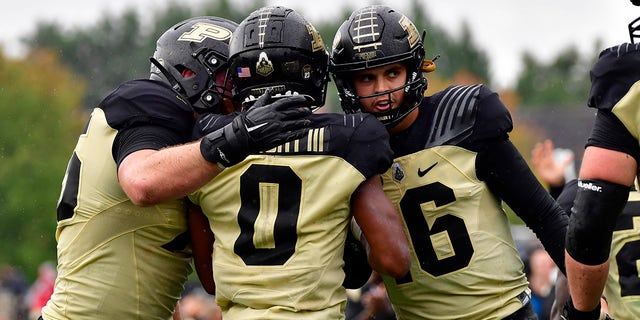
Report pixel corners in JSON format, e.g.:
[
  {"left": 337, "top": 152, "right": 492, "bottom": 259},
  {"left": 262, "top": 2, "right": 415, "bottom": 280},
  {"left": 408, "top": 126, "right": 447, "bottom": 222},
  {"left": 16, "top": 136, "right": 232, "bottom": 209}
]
[{"left": 0, "top": 262, "right": 55, "bottom": 320}]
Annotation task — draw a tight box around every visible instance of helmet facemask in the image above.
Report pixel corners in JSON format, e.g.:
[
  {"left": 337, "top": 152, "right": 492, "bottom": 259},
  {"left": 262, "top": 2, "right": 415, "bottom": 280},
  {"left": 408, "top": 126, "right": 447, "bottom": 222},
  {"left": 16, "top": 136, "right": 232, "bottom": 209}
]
[{"left": 192, "top": 49, "right": 239, "bottom": 114}]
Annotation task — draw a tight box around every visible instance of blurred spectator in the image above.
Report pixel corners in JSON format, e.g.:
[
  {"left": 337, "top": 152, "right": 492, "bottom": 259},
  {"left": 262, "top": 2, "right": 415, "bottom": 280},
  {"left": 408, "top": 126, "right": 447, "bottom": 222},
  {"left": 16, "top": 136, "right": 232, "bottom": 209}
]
[
  {"left": 176, "top": 282, "right": 221, "bottom": 320},
  {"left": 523, "top": 242, "right": 558, "bottom": 320},
  {"left": 25, "top": 262, "right": 56, "bottom": 320},
  {"left": 0, "top": 264, "right": 28, "bottom": 320}
]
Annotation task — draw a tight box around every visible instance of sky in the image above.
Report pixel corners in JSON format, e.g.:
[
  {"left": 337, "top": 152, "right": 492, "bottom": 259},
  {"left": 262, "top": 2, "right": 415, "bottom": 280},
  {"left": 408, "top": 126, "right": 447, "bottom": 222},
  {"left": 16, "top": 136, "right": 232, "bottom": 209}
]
[{"left": 2, "top": 0, "right": 639, "bottom": 88}]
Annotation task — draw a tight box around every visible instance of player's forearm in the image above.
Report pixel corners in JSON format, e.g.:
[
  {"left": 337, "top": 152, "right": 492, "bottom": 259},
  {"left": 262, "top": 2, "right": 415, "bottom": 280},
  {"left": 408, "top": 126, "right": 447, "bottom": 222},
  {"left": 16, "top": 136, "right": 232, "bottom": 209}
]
[
  {"left": 353, "top": 176, "right": 410, "bottom": 278},
  {"left": 119, "top": 141, "right": 221, "bottom": 206}
]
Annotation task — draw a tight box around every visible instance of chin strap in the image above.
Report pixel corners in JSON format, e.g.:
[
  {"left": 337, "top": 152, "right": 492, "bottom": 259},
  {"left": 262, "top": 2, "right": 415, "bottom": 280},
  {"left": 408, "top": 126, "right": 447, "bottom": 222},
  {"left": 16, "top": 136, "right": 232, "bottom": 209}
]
[{"left": 149, "top": 57, "right": 187, "bottom": 95}]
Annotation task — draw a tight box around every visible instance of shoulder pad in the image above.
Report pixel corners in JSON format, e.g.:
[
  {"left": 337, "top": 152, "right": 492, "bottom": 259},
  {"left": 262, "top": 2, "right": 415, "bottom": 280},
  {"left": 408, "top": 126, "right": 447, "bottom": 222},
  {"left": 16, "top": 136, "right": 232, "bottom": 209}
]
[
  {"left": 589, "top": 43, "right": 640, "bottom": 110},
  {"left": 425, "top": 84, "right": 482, "bottom": 147}
]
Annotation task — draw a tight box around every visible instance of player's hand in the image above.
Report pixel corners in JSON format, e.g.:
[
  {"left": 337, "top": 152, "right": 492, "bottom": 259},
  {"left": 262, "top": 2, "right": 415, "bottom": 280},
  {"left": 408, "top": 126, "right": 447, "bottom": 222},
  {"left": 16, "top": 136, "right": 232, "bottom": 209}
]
[
  {"left": 200, "top": 89, "right": 312, "bottom": 167},
  {"left": 531, "top": 139, "right": 573, "bottom": 187}
]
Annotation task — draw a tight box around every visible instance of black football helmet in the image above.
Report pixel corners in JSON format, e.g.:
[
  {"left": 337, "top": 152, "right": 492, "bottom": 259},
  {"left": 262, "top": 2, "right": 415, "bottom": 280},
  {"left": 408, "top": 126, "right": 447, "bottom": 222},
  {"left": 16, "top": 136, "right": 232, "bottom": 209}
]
[
  {"left": 330, "top": 5, "right": 429, "bottom": 127},
  {"left": 150, "top": 16, "right": 238, "bottom": 114},
  {"left": 228, "top": 6, "right": 329, "bottom": 110}
]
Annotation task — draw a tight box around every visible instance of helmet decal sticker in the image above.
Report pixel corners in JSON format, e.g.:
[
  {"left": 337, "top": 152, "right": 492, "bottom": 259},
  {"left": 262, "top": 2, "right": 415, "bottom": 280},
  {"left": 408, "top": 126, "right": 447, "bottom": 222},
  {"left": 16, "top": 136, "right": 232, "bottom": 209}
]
[
  {"left": 178, "top": 22, "right": 232, "bottom": 43},
  {"left": 306, "top": 24, "right": 325, "bottom": 52},
  {"left": 398, "top": 15, "right": 419, "bottom": 48},
  {"left": 237, "top": 66, "right": 251, "bottom": 78},
  {"left": 392, "top": 163, "right": 405, "bottom": 182},
  {"left": 256, "top": 52, "right": 274, "bottom": 76},
  {"left": 302, "top": 65, "right": 312, "bottom": 80}
]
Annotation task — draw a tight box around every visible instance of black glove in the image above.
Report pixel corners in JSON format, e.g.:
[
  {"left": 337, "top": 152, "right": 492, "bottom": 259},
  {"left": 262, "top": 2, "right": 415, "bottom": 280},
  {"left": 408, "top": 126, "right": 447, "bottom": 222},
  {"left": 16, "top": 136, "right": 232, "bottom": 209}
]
[
  {"left": 200, "top": 90, "right": 312, "bottom": 167},
  {"left": 561, "top": 299, "right": 613, "bottom": 320},
  {"left": 342, "top": 229, "right": 372, "bottom": 289}
]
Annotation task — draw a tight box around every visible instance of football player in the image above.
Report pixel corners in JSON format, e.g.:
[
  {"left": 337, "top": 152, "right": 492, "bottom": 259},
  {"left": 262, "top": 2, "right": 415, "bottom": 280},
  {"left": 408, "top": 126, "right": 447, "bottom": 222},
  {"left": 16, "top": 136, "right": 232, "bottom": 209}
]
[
  {"left": 41, "top": 16, "right": 311, "bottom": 320},
  {"left": 187, "top": 6, "right": 410, "bottom": 319},
  {"left": 560, "top": 28, "right": 640, "bottom": 319},
  {"left": 330, "top": 5, "right": 569, "bottom": 319},
  {"left": 529, "top": 140, "right": 640, "bottom": 320}
]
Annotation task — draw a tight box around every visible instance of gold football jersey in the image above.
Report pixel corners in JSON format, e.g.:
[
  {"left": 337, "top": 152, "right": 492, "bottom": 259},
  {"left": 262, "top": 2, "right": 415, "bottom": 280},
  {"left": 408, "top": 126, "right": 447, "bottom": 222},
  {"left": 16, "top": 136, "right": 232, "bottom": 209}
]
[
  {"left": 612, "top": 81, "right": 640, "bottom": 141},
  {"left": 605, "top": 190, "right": 640, "bottom": 319},
  {"left": 42, "top": 108, "right": 192, "bottom": 320},
  {"left": 380, "top": 146, "right": 529, "bottom": 319},
  {"left": 190, "top": 155, "right": 363, "bottom": 319},
  {"left": 189, "top": 113, "right": 393, "bottom": 319}
]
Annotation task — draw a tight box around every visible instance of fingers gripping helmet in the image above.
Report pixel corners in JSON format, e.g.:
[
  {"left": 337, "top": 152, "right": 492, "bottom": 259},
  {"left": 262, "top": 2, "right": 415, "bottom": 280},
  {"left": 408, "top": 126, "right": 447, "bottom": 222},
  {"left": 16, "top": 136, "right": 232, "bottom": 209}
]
[
  {"left": 330, "top": 5, "right": 427, "bottom": 126},
  {"left": 228, "top": 6, "right": 329, "bottom": 110},
  {"left": 150, "top": 16, "right": 238, "bottom": 114}
]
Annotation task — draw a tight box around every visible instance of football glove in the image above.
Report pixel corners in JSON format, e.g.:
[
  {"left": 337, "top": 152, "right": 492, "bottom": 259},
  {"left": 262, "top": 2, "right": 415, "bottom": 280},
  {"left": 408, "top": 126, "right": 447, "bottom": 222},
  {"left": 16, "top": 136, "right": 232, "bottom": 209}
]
[
  {"left": 200, "top": 89, "right": 312, "bottom": 167},
  {"left": 561, "top": 299, "right": 613, "bottom": 320}
]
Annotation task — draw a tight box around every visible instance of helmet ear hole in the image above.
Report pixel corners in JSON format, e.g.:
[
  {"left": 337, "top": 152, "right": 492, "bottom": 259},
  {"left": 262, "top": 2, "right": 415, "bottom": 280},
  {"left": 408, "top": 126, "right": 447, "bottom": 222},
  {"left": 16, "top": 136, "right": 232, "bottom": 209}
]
[{"left": 181, "top": 68, "right": 196, "bottom": 78}]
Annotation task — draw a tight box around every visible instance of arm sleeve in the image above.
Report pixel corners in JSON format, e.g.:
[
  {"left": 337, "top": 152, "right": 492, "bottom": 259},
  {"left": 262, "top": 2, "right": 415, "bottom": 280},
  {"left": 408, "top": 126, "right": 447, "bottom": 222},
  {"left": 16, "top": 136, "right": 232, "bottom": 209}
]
[
  {"left": 587, "top": 109, "right": 640, "bottom": 163},
  {"left": 549, "top": 184, "right": 565, "bottom": 200},
  {"left": 112, "top": 125, "right": 186, "bottom": 168},
  {"left": 556, "top": 179, "right": 579, "bottom": 214},
  {"left": 476, "top": 139, "right": 568, "bottom": 274}
]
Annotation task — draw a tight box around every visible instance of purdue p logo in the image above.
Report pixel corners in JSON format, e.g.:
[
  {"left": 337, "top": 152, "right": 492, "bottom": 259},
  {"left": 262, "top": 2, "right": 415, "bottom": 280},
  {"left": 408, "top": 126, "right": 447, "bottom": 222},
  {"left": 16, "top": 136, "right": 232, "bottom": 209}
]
[{"left": 178, "top": 22, "right": 232, "bottom": 43}]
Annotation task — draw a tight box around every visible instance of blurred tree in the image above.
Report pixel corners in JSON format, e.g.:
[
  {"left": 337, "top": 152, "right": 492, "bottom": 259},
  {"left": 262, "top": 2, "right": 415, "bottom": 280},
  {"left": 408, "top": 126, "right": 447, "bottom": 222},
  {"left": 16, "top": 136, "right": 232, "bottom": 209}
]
[
  {"left": 0, "top": 49, "right": 86, "bottom": 280},
  {"left": 23, "top": 0, "right": 250, "bottom": 110},
  {"left": 515, "top": 42, "right": 600, "bottom": 108},
  {"left": 25, "top": 9, "right": 151, "bottom": 109}
]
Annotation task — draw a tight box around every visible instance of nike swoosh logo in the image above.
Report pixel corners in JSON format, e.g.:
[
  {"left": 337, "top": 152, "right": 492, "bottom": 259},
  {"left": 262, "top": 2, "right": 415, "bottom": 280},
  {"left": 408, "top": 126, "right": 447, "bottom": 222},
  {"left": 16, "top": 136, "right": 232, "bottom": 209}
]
[
  {"left": 417, "top": 162, "right": 438, "bottom": 177},
  {"left": 245, "top": 122, "right": 268, "bottom": 132}
]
